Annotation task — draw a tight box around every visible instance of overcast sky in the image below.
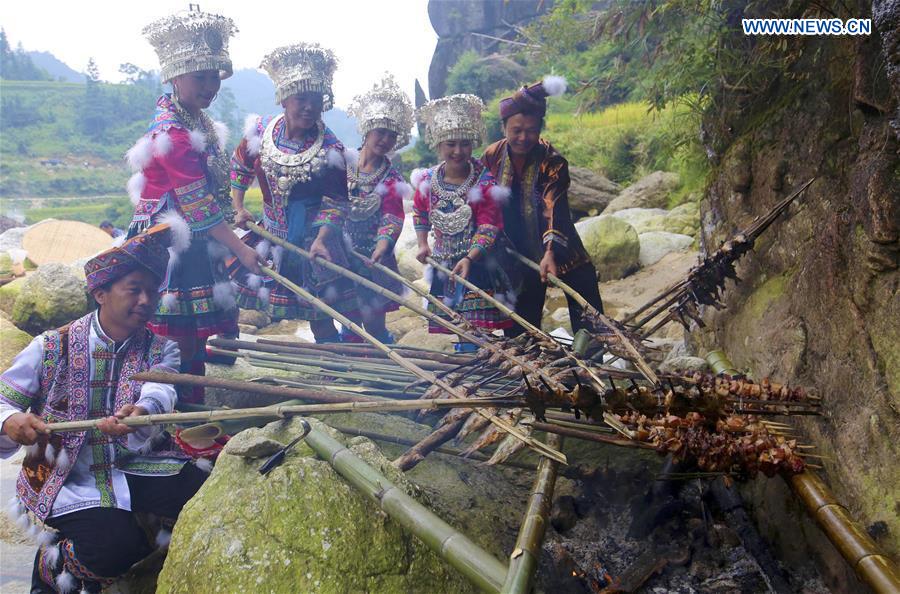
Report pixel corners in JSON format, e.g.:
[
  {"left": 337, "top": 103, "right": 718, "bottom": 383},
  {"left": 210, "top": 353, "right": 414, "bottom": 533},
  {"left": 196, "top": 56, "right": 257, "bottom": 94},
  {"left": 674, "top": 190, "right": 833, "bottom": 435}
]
[{"left": 2, "top": 0, "right": 438, "bottom": 109}]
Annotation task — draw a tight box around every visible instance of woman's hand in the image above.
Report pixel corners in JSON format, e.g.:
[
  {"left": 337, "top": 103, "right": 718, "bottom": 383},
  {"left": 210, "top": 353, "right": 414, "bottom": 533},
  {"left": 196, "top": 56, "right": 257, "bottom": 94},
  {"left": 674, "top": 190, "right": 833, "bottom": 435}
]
[
  {"left": 539, "top": 249, "right": 558, "bottom": 283},
  {"left": 238, "top": 244, "right": 263, "bottom": 275},
  {"left": 416, "top": 243, "right": 432, "bottom": 264},
  {"left": 309, "top": 237, "right": 332, "bottom": 263},
  {"left": 1, "top": 413, "right": 49, "bottom": 445},
  {"left": 448, "top": 256, "right": 471, "bottom": 293},
  {"left": 96, "top": 404, "right": 147, "bottom": 437},
  {"left": 371, "top": 239, "right": 391, "bottom": 264},
  {"left": 233, "top": 207, "right": 254, "bottom": 230}
]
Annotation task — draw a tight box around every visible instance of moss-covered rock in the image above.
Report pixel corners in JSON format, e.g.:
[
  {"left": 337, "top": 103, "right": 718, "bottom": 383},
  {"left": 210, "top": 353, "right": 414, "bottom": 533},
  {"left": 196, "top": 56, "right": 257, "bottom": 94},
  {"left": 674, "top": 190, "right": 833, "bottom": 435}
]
[
  {"left": 0, "top": 276, "right": 26, "bottom": 316},
  {"left": 601, "top": 171, "right": 680, "bottom": 214},
  {"left": 637, "top": 231, "right": 694, "bottom": 267},
  {"left": 0, "top": 312, "right": 32, "bottom": 371},
  {"left": 575, "top": 215, "right": 641, "bottom": 280},
  {"left": 157, "top": 418, "right": 480, "bottom": 594},
  {"left": 10, "top": 263, "right": 89, "bottom": 334}
]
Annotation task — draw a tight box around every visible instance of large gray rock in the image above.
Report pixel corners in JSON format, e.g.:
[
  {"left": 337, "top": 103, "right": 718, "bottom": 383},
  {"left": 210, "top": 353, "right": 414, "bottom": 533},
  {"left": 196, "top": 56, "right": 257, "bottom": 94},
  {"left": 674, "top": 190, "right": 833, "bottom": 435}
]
[
  {"left": 638, "top": 231, "right": 695, "bottom": 267},
  {"left": 610, "top": 208, "right": 670, "bottom": 233},
  {"left": 568, "top": 167, "right": 621, "bottom": 214},
  {"left": 602, "top": 171, "right": 680, "bottom": 214},
  {"left": 11, "top": 263, "right": 89, "bottom": 334},
  {"left": 575, "top": 216, "right": 641, "bottom": 280},
  {"left": 0, "top": 311, "right": 32, "bottom": 371},
  {"left": 396, "top": 217, "right": 424, "bottom": 281},
  {"left": 157, "top": 418, "right": 479, "bottom": 594}
]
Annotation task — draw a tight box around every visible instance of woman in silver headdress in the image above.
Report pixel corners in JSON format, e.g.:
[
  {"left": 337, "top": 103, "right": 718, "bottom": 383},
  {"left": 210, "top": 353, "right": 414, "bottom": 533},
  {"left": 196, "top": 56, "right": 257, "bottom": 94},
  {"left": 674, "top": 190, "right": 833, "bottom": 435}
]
[
  {"left": 229, "top": 43, "right": 356, "bottom": 343},
  {"left": 341, "top": 74, "right": 414, "bottom": 342},
  {"left": 412, "top": 94, "right": 513, "bottom": 351},
  {"left": 125, "top": 7, "right": 260, "bottom": 402}
]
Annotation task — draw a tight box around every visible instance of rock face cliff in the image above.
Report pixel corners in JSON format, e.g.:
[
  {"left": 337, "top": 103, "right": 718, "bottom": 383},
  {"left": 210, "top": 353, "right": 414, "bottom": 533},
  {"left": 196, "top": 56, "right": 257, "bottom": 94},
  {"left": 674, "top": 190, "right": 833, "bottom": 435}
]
[
  {"left": 691, "top": 1, "right": 899, "bottom": 587},
  {"left": 426, "top": 0, "right": 551, "bottom": 98}
]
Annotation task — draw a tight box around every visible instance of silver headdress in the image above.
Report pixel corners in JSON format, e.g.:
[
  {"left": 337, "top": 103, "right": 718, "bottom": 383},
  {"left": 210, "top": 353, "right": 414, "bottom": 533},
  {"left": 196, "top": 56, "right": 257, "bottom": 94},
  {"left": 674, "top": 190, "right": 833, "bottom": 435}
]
[
  {"left": 417, "top": 94, "right": 486, "bottom": 149},
  {"left": 143, "top": 7, "right": 237, "bottom": 83},
  {"left": 261, "top": 43, "right": 338, "bottom": 110},
  {"left": 348, "top": 73, "right": 414, "bottom": 151}
]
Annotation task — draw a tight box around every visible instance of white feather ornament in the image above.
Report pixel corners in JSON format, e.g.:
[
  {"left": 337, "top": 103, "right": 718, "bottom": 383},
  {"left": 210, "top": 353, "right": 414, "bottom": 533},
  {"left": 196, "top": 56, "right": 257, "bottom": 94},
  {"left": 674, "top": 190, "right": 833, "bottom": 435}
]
[
  {"left": 243, "top": 113, "right": 261, "bottom": 139},
  {"left": 56, "top": 570, "right": 77, "bottom": 593},
  {"left": 255, "top": 240, "right": 271, "bottom": 259},
  {"left": 36, "top": 529, "right": 57, "bottom": 547},
  {"left": 44, "top": 444, "right": 56, "bottom": 466},
  {"left": 212, "top": 282, "right": 236, "bottom": 309},
  {"left": 271, "top": 245, "right": 284, "bottom": 267},
  {"left": 188, "top": 129, "right": 208, "bottom": 153},
  {"left": 410, "top": 168, "right": 427, "bottom": 188},
  {"left": 56, "top": 447, "right": 71, "bottom": 471},
  {"left": 466, "top": 187, "right": 483, "bottom": 204},
  {"left": 213, "top": 121, "right": 229, "bottom": 150},
  {"left": 125, "top": 136, "right": 153, "bottom": 172},
  {"left": 195, "top": 458, "right": 214, "bottom": 473},
  {"left": 247, "top": 136, "right": 262, "bottom": 157},
  {"left": 161, "top": 293, "right": 178, "bottom": 311},
  {"left": 257, "top": 286, "right": 270, "bottom": 303},
  {"left": 542, "top": 75, "right": 568, "bottom": 97},
  {"left": 44, "top": 543, "right": 61, "bottom": 568},
  {"left": 344, "top": 147, "right": 360, "bottom": 169},
  {"left": 127, "top": 172, "right": 146, "bottom": 206},
  {"left": 158, "top": 211, "right": 191, "bottom": 253},
  {"left": 246, "top": 274, "right": 262, "bottom": 290},
  {"left": 489, "top": 185, "right": 511, "bottom": 205},
  {"left": 374, "top": 182, "right": 388, "bottom": 197},
  {"left": 326, "top": 148, "right": 346, "bottom": 169},
  {"left": 153, "top": 132, "right": 173, "bottom": 157},
  {"left": 397, "top": 182, "right": 413, "bottom": 201}
]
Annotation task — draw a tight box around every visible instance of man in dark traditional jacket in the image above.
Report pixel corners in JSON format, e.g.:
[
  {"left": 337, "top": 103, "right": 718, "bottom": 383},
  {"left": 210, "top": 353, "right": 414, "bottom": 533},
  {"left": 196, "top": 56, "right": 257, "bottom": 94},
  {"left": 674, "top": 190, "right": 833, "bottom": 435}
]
[
  {"left": 481, "top": 77, "right": 604, "bottom": 336},
  {"left": 0, "top": 224, "right": 205, "bottom": 593}
]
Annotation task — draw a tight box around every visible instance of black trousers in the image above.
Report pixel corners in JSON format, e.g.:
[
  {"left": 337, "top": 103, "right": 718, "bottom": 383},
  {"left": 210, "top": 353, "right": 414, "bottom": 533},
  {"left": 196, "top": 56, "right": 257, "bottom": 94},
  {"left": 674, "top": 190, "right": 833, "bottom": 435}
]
[
  {"left": 31, "top": 463, "right": 206, "bottom": 593},
  {"left": 505, "top": 262, "right": 604, "bottom": 338}
]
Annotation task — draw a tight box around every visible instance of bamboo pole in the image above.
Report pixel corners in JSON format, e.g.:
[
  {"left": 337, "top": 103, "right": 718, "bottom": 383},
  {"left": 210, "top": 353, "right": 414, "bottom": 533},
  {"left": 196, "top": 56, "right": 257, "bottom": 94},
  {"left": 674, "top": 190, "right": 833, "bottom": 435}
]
[
  {"left": 45, "top": 397, "right": 520, "bottom": 433},
  {"left": 531, "top": 422, "right": 653, "bottom": 449},
  {"left": 255, "top": 338, "right": 472, "bottom": 363},
  {"left": 504, "top": 248, "right": 659, "bottom": 386},
  {"left": 328, "top": 425, "right": 539, "bottom": 471},
  {"left": 706, "top": 351, "right": 900, "bottom": 594},
  {"left": 394, "top": 417, "right": 469, "bottom": 472},
  {"left": 304, "top": 426, "right": 508, "bottom": 593},
  {"left": 501, "top": 434, "right": 561, "bottom": 594},
  {"left": 259, "top": 264, "right": 566, "bottom": 465}
]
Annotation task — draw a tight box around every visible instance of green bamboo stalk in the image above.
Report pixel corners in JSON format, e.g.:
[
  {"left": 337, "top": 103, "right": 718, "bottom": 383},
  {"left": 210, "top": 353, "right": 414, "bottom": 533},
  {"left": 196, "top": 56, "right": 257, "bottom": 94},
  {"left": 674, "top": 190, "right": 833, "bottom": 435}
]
[
  {"left": 242, "top": 357, "right": 415, "bottom": 389},
  {"left": 303, "top": 426, "right": 508, "bottom": 592},
  {"left": 255, "top": 248, "right": 566, "bottom": 465},
  {"left": 46, "top": 396, "right": 518, "bottom": 433},
  {"left": 504, "top": 249, "right": 659, "bottom": 386},
  {"left": 501, "top": 434, "right": 561, "bottom": 594},
  {"left": 227, "top": 349, "right": 416, "bottom": 381}
]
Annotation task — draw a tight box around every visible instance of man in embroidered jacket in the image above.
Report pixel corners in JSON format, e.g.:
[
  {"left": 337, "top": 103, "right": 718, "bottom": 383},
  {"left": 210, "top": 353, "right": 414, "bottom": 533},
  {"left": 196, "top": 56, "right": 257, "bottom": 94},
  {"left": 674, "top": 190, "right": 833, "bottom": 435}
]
[
  {"left": 0, "top": 225, "right": 205, "bottom": 593},
  {"left": 481, "top": 77, "right": 605, "bottom": 337}
]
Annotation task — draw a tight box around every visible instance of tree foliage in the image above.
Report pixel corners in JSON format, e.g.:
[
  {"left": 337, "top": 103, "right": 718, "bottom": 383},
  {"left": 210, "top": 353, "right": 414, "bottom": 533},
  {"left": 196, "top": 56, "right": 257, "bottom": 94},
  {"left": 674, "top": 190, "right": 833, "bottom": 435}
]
[{"left": 0, "top": 30, "right": 51, "bottom": 81}]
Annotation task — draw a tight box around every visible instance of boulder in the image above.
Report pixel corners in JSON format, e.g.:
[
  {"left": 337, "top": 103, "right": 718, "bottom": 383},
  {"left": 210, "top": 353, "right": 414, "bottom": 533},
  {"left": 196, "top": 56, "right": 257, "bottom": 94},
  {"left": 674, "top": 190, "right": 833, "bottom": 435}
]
[
  {"left": 602, "top": 171, "right": 680, "bottom": 214},
  {"left": 610, "top": 208, "right": 669, "bottom": 234},
  {"left": 238, "top": 308, "right": 270, "bottom": 329},
  {"left": 156, "top": 418, "right": 481, "bottom": 594},
  {"left": 10, "top": 263, "right": 89, "bottom": 334},
  {"left": 0, "top": 253, "right": 12, "bottom": 276},
  {"left": 659, "top": 355, "right": 710, "bottom": 373},
  {"left": 0, "top": 312, "right": 33, "bottom": 371},
  {"left": 396, "top": 218, "right": 424, "bottom": 281},
  {"left": 662, "top": 201, "right": 701, "bottom": 237},
  {"left": 386, "top": 307, "right": 425, "bottom": 341},
  {"left": 638, "top": 231, "right": 695, "bottom": 267},
  {"left": 0, "top": 276, "right": 26, "bottom": 315},
  {"left": 575, "top": 216, "right": 641, "bottom": 281},
  {"left": 568, "top": 167, "right": 621, "bottom": 214}
]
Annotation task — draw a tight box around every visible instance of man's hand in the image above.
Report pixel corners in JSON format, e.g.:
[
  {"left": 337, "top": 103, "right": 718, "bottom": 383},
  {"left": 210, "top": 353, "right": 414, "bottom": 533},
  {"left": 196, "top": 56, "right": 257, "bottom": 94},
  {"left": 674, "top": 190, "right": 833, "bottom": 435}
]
[
  {"left": 1, "top": 413, "right": 49, "bottom": 445},
  {"left": 233, "top": 207, "right": 254, "bottom": 230},
  {"left": 539, "top": 249, "right": 558, "bottom": 283},
  {"left": 309, "top": 237, "right": 332, "bottom": 263},
  {"left": 96, "top": 404, "right": 148, "bottom": 437}
]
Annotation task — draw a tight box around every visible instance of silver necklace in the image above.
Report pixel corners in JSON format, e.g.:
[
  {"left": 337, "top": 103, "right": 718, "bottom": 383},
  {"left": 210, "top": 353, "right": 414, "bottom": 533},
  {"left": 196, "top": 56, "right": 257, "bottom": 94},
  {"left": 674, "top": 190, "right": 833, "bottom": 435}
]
[
  {"left": 261, "top": 116, "right": 328, "bottom": 194},
  {"left": 348, "top": 156, "right": 391, "bottom": 222},
  {"left": 429, "top": 161, "right": 478, "bottom": 235}
]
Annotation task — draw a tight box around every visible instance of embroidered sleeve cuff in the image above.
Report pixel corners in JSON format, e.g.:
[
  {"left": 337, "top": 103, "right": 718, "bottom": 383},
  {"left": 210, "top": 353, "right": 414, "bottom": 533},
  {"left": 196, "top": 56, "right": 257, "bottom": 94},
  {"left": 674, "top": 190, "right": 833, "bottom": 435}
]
[
  {"left": 412, "top": 212, "right": 430, "bottom": 231},
  {"left": 135, "top": 396, "right": 166, "bottom": 416},
  {"left": 0, "top": 380, "right": 33, "bottom": 409},
  {"left": 175, "top": 178, "right": 223, "bottom": 231},
  {"left": 313, "top": 208, "right": 344, "bottom": 229},
  {"left": 377, "top": 214, "right": 403, "bottom": 245},
  {"left": 470, "top": 224, "right": 499, "bottom": 252},
  {"left": 230, "top": 171, "right": 253, "bottom": 192},
  {"left": 542, "top": 229, "right": 569, "bottom": 248}
]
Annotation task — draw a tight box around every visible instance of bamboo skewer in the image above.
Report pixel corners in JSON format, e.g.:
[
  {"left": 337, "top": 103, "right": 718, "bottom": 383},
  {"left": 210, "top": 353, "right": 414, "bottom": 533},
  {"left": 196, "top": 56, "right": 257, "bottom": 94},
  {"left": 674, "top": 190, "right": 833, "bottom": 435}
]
[
  {"left": 255, "top": 338, "right": 472, "bottom": 364},
  {"left": 258, "top": 263, "right": 566, "bottom": 466},
  {"left": 425, "top": 256, "right": 608, "bottom": 388},
  {"left": 45, "top": 397, "right": 520, "bottom": 433},
  {"left": 505, "top": 248, "right": 659, "bottom": 386}
]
